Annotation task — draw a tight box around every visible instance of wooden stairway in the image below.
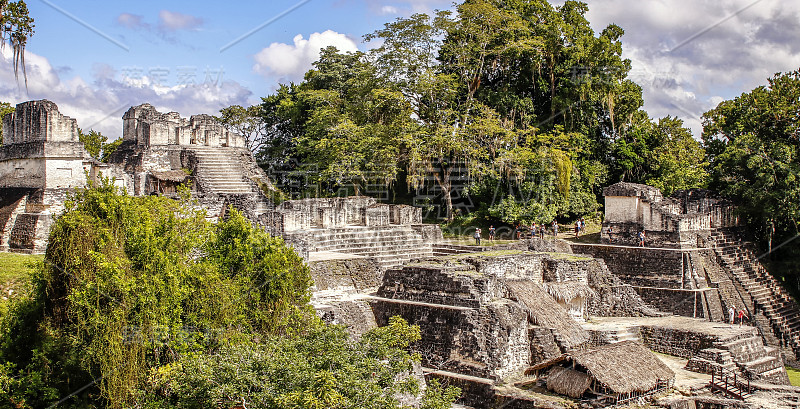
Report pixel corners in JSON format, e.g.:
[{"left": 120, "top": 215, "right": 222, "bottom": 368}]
[{"left": 709, "top": 366, "right": 752, "bottom": 400}]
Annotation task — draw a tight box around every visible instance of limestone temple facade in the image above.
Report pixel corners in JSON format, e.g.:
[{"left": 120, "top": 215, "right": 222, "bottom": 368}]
[
  {"left": 0, "top": 100, "right": 273, "bottom": 252},
  {"left": 2, "top": 101, "right": 800, "bottom": 407}
]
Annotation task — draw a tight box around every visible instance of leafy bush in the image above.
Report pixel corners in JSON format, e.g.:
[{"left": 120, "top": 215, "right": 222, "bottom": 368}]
[
  {"left": 137, "top": 317, "right": 459, "bottom": 409},
  {"left": 0, "top": 181, "right": 313, "bottom": 408}
]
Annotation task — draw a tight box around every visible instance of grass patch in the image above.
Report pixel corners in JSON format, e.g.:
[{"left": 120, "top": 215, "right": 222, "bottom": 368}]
[
  {"left": 0, "top": 252, "right": 41, "bottom": 314},
  {"left": 787, "top": 366, "right": 800, "bottom": 386},
  {"left": 0, "top": 252, "right": 42, "bottom": 282}
]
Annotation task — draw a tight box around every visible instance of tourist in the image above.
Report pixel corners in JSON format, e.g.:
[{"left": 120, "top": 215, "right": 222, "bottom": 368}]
[
  {"left": 728, "top": 306, "right": 735, "bottom": 324},
  {"left": 738, "top": 309, "right": 748, "bottom": 326},
  {"left": 530, "top": 222, "right": 536, "bottom": 239},
  {"left": 488, "top": 225, "right": 496, "bottom": 242},
  {"left": 575, "top": 220, "right": 580, "bottom": 237},
  {"left": 638, "top": 230, "right": 646, "bottom": 247},
  {"left": 580, "top": 218, "right": 585, "bottom": 234},
  {"left": 513, "top": 224, "right": 520, "bottom": 240},
  {"left": 607, "top": 226, "right": 614, "bottom": 243},
  {"left": 474, "top": 227, "right": 482, "bottom": 245},
  {"left": 539, "top": 224, "right": 545, "bottom": 239},
  {"left": 552, "top": 220, "right": 558, "bottom": 237}
]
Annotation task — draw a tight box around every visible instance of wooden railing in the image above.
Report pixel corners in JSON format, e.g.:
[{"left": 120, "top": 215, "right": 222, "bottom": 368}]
[{"left": 709, "top": 366, "right": 751, "bottom": 400}]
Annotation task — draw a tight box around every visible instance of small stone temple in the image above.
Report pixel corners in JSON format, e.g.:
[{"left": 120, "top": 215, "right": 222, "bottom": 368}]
[
  {"left": 0, "top": 100, "right": 91, "bottom": 250},
  {"left": 571, "top": 182, "right": 800, "bottom": 373},
  {"left": 0, "top": 100, "right": 274, "bottom": 252}
]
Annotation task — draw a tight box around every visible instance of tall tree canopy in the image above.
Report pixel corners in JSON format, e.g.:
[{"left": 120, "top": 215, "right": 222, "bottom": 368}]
[
  {"left": 702, "top": 69, "right": 800, "bottom": 250},
  {"left": 252, "top": 0, "right": 708, "bottom": 225}
]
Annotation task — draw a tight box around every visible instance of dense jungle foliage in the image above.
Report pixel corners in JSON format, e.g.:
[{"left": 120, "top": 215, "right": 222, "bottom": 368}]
[
  {"left": 0, "top": 182, "right": 458, "bottom": 408},
  {"left": 250, "top": 0, "right": 707, "bottom": 226}
]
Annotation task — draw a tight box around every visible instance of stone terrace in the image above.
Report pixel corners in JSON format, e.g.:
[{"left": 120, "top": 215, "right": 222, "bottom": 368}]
[{"left": 267, "top": 197, "right": 443, "bottom": 268}]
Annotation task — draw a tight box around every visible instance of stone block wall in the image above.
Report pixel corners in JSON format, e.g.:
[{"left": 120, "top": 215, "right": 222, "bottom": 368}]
[
  {"left": 365, "top": 205, "right": 389, "bottom": 227},
  {"left": 636, "top": 287, "right": 710, "bottom": 318},
  {"left": 317, "top": 299, "right": 377, "bottom": 338},
  {"left": 411, "top": 224, "right": 443, "bottom": 243},
  {"left": 389, "top": 205, "right": 422, "bottom": 225},
  {"left": 465, "top": 253, "right": 544, "bottom": 283},
  {"left": 638, "top": 326, "right": 719, "bottom": 359},
  {"left": 542, "top": 256, "right": 594, "bottom": 283},
  {"left": 584, "top": 258, "right": 663, "bottom": 317},
  {"left": 529, "top": 326, "right": 562, "bottom": 364},
  {"left": 122, "top": 104, "right": 244, "bottom": 148},
  {"left": 374, "top": 299, "right": 530, "bottom": 380},
  {"left": 8, "top": 213, "right": 52, "bottom": 251},
  {"left": 309, "top": 258, "right": 383, "bottom": 292},
  {"left": 572, "top": 244, "right": 685, "bottom": 288},
  {"left": 2, "top": 100, "right": 78, "bottom": 145},
  {"left": 378, "top": 265, "right": 502, "bottom": 309}
]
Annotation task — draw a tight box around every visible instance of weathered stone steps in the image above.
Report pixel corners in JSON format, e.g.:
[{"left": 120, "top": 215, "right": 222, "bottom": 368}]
[
  {"left": 190, "top": 147, "right": 260, "bottom": 194},
  {"left": 710, "top": 229, "right": 800, "bottom": 360}
]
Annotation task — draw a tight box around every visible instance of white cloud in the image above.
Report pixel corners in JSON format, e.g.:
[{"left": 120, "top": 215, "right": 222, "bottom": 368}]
[
  {"left": 117, "top": 13, "right": 147, "bottom": 29},
  {"left": 253, "top": 30, "right": 358, "bottom": 83},
  {"left": 576, "top": 0, "right": 800, "bottom": 137},
  {"left": 381, "top": 5, "right": 399, "bottom": 15},
  {"left": 158, "top": 10, "right": 203, "bottom": 32},
  {"left": 0, "top": 48, "right": 252, "bottom": 139}
]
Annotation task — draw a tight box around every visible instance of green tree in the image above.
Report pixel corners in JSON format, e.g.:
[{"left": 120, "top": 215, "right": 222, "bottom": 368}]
[
  {"left": 264, "top": 47, "right": 413, "bottom": 196},
  {"left": 644, "top": 117, "right": 707, "bottom": 195},
  {"left": 702, "top": 69, "right": 800, "bottom": 251},
  {"left": 217, "top": 104, "right": 272, "bottom": 152},
  {"left": 609, "top": 114, "right": 707, "bottom": 195},
  {"left": 100, "top": 138, "right": 122, "bottom": 163},
  {"left": 1, "top": 0, "right": 34, "bottom": 84},
  {"left": 77, "top": 128, "right": 107, "bottom": 160},
  {"left": 0, "top": 101, "right": 13, "bottom": 144},
  {"left": 137, "top": 317, "right": 460, "bottom": 408},
  {"left": 0, "top": 181, "right": 314, "bottom": 408}
]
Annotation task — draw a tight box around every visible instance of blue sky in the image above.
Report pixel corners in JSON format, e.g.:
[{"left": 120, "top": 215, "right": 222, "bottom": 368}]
[{"left": 2, "top": 0, "right": 799, "bottom": 139}]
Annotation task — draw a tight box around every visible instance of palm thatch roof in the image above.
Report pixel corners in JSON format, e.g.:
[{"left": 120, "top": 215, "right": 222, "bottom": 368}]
[
  {"left": 150, "top": 170, "right": 188, "bottom": 182},
  {"left": 546, "top": 366, "right": 593, "bottom": 398},
  {"left": 505, "top": 280, "right": 589, "bottom": 348},
  {"left": 543, "top": 281, "right": 596, "bottom": 302},
  {"left": 529, "top": 341, "right": 674, "bottom": 396}
]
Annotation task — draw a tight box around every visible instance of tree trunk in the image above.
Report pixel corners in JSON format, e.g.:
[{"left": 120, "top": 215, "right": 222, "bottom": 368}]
[
  {"left": 443, "top": 176, "right": 454, "bottom": 221},
  {"left": 433, "top": 163, "right": 454, "bottom": 221}
]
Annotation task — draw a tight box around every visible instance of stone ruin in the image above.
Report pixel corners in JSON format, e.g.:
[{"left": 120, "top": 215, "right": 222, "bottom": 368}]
[
  {"left": 0, "top": 100, "right": 89, "bottom": 250},
  {"left": 600, "top": 182, "right": 739, "bottom": 248},
  {"left": 574, "top": 182, "right": 800, "bottom": 369},
  {"left": 2, "top": 101, "right": 800, "bottom": 407},
  {"left": 0, "top": 100, "right": 274, "bottom": 252},
  {"left": 298, "top": 182, "right": 800, "bottom": 407}
]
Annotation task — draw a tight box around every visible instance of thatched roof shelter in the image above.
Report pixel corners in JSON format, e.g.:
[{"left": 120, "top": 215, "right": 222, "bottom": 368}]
[
  {"left": 505, "top": 280, "right": 589, "bottom": 348},
  {"left": 528, "top": 341, "right": 675, "bottom": 402},
  {"left": 543, "top": 282, "right": 596, "bottom": 303},
  {"left": 546, "top": 366, "right": 593, "bottom": 398}
]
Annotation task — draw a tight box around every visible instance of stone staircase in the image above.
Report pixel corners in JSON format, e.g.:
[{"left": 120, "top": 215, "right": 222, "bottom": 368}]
[
  {"left": 687, "top": 322, "right": 789, "bottom": 384},
  {"left": 287, "top": 226, "right": 434, "bottom": 269},
  {"left": 431, "top": 243, "right": 487, "bottom": 256},
  {"left": 610, "top": 327, "right": 640, "bottom": 343},
  {"left": 708, "top": 229, "right": 800, "bottom": 360},
  {"left": 190, "top": 147, "right": 259, "bottom": 195}
]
